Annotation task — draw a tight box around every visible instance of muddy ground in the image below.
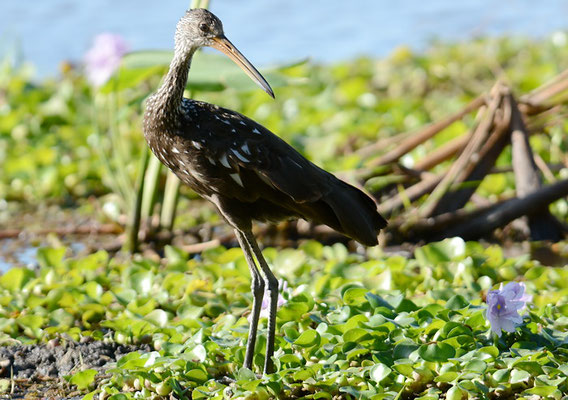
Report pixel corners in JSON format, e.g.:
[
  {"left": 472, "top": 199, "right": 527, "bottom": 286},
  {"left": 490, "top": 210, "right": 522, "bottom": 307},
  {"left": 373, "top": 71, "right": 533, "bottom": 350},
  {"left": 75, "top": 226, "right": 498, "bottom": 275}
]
[{"left": 0, "top": 339, "right": 150, "bottom": 399}]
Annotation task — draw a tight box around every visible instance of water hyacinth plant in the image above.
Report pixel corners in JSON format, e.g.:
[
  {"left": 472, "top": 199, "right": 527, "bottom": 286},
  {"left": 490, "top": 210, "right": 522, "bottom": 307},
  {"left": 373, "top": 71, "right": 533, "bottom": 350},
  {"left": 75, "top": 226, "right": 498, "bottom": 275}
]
[
  {"left": 84, "top": 33, "right": 129, "bottom": 87},
  {"left": 485, "top": 281, "right": 532, "bottom": 337},
  {"left": 259, "top": 279, "right": 289, "bottom": 321}
]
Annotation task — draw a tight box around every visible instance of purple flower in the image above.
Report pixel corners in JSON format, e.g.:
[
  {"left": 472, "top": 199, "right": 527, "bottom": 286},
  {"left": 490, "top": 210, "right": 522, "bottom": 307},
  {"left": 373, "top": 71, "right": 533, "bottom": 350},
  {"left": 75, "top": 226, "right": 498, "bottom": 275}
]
[
  {"left": 84, "top": 33, "right": 128, "bottom": 87},
  {"left": 248, "top": 280, "right": 289, "bottom": 322},
  {"left": 486, "top": 282, "right": 532, "bottom": 337}
]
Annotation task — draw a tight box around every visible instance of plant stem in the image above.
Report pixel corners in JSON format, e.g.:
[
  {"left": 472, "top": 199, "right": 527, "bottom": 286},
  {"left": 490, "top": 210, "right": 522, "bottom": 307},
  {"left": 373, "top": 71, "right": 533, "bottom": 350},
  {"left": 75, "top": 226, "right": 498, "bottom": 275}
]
[
  {"left": 124, "top": 147, "right": 150, "bottom": 252},
  {"left": 160, "top": 172, "right": 181, "bottom": 231}
]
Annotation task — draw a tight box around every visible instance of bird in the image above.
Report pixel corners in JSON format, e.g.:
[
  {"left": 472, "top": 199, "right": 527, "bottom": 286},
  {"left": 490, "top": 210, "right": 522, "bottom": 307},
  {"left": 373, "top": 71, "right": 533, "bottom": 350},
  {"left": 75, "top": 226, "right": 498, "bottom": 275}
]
[{"left": 143, "top": 8, "right": 387, "bottom": 375}]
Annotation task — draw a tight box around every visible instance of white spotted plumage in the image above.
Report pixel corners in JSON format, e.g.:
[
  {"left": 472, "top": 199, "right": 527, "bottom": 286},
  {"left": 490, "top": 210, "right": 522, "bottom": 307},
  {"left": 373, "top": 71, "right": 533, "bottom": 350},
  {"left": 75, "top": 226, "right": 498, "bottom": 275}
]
[
  {"left": 230, "top": 173, "right": 244, "bottom": 187},
  {"left": 233, "top": 150, "right": 249, "bottom": 163},
  {"left": 219, "top": 153, "right": 230, "bottom": 168},
  {"left": 241, "top": 143, "right": 251, "bottom": 155}
]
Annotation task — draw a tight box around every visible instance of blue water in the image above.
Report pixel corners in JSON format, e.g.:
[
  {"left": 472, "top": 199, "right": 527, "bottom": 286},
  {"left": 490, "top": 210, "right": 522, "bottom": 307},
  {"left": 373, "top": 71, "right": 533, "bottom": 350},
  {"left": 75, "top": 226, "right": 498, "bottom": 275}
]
[{"left": 1, "top": 0, "right": 567, "bottom": 76}]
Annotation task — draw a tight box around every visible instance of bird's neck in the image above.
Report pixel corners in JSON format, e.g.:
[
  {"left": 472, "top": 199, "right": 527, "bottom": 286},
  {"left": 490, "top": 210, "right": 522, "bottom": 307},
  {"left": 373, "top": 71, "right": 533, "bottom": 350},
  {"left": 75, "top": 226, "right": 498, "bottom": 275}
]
[{"left": 153, "top": 48, "right": 197, "bottom": 116}]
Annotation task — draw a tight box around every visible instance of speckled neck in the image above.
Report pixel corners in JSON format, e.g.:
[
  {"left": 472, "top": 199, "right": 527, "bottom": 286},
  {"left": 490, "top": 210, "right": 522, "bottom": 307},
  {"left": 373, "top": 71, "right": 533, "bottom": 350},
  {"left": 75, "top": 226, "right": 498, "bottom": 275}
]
[{"left": 152, "top": 47, "right": 196, "bottom": 118}]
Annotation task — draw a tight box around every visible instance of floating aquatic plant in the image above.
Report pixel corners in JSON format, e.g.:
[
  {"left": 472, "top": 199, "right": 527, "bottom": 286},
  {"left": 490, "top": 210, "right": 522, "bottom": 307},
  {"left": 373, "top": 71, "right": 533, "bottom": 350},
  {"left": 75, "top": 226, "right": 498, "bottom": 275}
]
[{"left": 486, "top": 281, "right": 532, "bottom": 337}]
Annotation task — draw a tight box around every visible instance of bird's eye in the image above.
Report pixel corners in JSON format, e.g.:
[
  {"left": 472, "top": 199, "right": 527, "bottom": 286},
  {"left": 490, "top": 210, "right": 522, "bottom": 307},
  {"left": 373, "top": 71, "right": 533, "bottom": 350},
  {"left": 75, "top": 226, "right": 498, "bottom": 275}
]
[{"left": 199, "top": 22, "right": 209, "bottom": 33}]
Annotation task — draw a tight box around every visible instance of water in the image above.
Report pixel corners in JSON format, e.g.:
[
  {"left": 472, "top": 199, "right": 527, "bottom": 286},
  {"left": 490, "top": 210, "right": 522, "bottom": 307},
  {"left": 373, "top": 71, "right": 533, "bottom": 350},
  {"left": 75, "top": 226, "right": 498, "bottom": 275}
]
[{"left": 1, "top": 0, "right": 567, "bottom": 76}]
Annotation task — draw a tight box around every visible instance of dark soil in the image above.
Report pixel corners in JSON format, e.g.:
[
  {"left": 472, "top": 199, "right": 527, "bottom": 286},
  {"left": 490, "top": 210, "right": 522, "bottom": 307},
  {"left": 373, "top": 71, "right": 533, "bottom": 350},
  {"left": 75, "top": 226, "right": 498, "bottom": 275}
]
[{"left": 0, "top": 339, "right": 151, "bottom": 399}]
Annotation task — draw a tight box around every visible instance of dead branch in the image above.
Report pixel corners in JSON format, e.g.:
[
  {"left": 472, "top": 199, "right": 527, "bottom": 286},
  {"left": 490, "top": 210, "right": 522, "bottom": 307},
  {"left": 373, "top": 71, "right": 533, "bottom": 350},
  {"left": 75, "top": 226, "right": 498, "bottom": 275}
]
[
  {"left": 378, "top": 174, "right": 443, "bottom": 216},
  {"left": 510, "top": 95, "right": 565, "bottom": 241},
  {"left": 397, "top": 178, "right": 568, "bottom": 242},
  {"left": 181, "top": 239, "right": 222, "bottom": 254},
  {"left": 522, "top": 68, "right": 568, "bottom": 106},
  {"left": 534, "top": 155, "right": 557, "bottom": 183},
  {"left": 368, "top": 95, "right": 485, "bottom": 166},
  {"left": 429, "top": 90, "right": 513, "bottom": 215},
  {"left": 0, "top": 224, "right": 122, "bottom": 239},
  {"left": 418, "top": 84, "right": 505, "bottom": 217},
  {"left": 356, "top": 131, "right": 412, "bottom": 159},
  {"left": 413, "top": 134, "right": 469, "bottom": 171}
]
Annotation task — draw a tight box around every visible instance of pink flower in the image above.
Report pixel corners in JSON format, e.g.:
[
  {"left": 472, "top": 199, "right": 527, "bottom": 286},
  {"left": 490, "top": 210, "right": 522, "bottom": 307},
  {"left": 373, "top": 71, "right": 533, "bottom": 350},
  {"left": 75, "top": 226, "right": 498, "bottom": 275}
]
[
  {"left": 485, "top": 282, "right": 532, "bottom": 337},
  {"left": 84, "top": 33, "right": 128, "bottom": 87},
  {"left": 248, "top": 280, "right": 289, "bottom": 322}
]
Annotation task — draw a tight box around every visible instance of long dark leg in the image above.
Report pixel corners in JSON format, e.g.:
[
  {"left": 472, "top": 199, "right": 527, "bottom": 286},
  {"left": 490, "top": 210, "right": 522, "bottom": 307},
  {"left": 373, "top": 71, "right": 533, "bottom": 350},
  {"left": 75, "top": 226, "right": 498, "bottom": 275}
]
[
  {"left": 234, "top": 229, "right": 265, "bottom": 370},
  {"left": 243, "top": 231, "right": 278, "bottom": 374}
]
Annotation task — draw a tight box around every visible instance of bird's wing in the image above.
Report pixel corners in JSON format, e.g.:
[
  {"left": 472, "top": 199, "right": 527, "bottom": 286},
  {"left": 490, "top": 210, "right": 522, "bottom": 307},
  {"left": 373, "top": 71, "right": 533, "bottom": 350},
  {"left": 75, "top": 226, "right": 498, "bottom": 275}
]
[{"left": 190, "top": 101, "right": 332, "bottom": 203}]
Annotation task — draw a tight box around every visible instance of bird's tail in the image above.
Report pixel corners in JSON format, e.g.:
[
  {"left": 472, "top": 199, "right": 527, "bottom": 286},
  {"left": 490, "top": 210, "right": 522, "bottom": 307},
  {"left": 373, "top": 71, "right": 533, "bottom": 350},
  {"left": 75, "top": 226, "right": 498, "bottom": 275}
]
[{"left": 321, "top": 180, "right": 387, "bottom": 246}]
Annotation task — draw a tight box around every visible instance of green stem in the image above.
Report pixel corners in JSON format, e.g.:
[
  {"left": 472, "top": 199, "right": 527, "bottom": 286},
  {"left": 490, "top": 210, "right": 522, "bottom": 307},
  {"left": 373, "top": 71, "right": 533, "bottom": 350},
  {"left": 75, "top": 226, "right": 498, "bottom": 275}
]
[
  {"left": 160, "top": 171, "right": 181, "bottom": 231},
  {"left": 124, "top": 147, "right": 151, "bottom": 253},
  {"left": 141, "top": 155, "right": 163, "bottom": 224},
  {"left": 191, "top": 0, "right": 210, "bottom": 8}
]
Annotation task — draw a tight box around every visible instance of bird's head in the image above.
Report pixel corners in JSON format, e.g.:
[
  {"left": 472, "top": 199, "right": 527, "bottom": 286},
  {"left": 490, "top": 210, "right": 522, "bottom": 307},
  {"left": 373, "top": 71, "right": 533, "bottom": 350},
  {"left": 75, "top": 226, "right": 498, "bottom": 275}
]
[{"left": 176, "top": 8, "right": 274, "bottom": 98}]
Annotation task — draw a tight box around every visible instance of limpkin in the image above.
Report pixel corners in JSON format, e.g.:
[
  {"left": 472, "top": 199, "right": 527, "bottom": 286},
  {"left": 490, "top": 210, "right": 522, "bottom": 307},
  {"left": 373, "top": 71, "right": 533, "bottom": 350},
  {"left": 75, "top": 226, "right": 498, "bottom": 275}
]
[{"left": 143, "top": 8, "right": 387, "bottom": 374}]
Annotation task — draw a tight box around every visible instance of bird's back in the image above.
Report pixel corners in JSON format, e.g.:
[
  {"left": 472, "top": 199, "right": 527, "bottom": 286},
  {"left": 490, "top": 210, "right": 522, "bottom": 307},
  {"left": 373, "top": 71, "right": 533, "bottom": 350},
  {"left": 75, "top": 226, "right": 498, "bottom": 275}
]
[{"left": 144, "top": 98, "right": 386, "bottom": 246}]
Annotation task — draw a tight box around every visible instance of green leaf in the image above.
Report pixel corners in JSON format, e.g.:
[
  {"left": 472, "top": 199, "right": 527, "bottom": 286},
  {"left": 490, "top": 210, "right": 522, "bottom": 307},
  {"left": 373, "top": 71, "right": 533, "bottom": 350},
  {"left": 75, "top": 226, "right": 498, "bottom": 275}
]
[
  {"left": 313, "top": 392, "right": 332, "bottom": 399},
  {"left": 464, "top": 359, "right": 486, "bottom": 373},
  {"left": 510, "top": 369, "right": 531, "bottom": 384},
  {"left": 129, "top": 271, "right": 153, "bottom": 293},
  {"left": 370, "top": 363, "right": 391, "bottom": 383},
  {"left": 478, "top": 345, "right": 499, "bottom": 359},
  {"left": 278, "top": 302, "right": 310, "bottom": 321},
  {"left": 434, "top": 371, "right": 458, "bottom": 382},
  {"left": 293, "top": 368, "right": 316, "bottom": 381},
  {"left": 446, "top": 295, "right": 469, "bottom": 310},
  {"left": 365, "top": 292, "right": 394, "bottom": 310},
  {"left": 0, "top": 268, "right": 35, "bottom": 291},
  {"left": 116, "top": 352, "right": 145, "bottom": 369},
  {"left": 294, "top": 329, "right": 320, "bottom": 347},
  {"left": 523, "top": 386, "right": 559, "bottom": 397},
  {"left": 394, "top": 298, "right": 419, "bottom": 312},
  {"left": 144, "top": 309, "right": 169, "bottom": 327},
  {"left": 392, "top": 363, "right": 414, "bottom": 377},
  {"left": 16, "top": 314, "right": 44, "bottom": 330},
  {"left": 446, "top": 385, "right": 464, "bottom": 400},
  {"left": 493, "top": 369, "right": 510, "bottom": 383},
  {"left": 513, "top": 361, "right": 544, "bottom": 375},
  {"left": 414, "top": 237, "right": 465, "bottom": 265},
  {"left": 343, "top": 328, "right": 369, "bottom": 343},
  {"left": 37, "top": 247, "right": 66, "bottom": 268},
  {"left": 81, "top": 391, "right": 96, "bottom": 400},
  {"left": 69, "top": 369, "right": 97, "bottom": 390},
  {"left": 280, "top": 354, "right": 302, "bottom": 366},
  {"left": 108, "top": 395, "right": 128, "bottom": 400},
  {"left": 393, "top": 341, "right": 419, "bottom": 359},
  {"left": 465, "top": 310, "right": 486, "bottom": 328},
  {"left": 185, "top": 345, "right": 207, "bottom": 363},
  {"left": 186, "top": 369, "right": 208, "bottom": 383},
  {"left": 418, "top": 342, "right": 456, "bottom": 362},
  {"left": 342, "top": 287, "right": 368, "bottom": 306}
]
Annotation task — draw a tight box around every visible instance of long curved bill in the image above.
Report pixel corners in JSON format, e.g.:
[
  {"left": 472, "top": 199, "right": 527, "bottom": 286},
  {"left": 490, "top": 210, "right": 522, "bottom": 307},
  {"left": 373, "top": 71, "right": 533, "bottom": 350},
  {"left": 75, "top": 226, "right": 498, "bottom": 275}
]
[{"left": 211, "top": 35, "right": 275, "bottom": 98}]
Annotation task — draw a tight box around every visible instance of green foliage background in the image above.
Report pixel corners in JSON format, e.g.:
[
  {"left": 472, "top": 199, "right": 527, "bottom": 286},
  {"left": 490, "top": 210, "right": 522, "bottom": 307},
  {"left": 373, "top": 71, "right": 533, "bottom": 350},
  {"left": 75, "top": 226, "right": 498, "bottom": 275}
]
[
  {"left": 0, "top": 26, "right": 568, "bottom": 400},
  {"left": 2, "top": 35, "right": 568, "bottom": 217},
  {"left": 1, "top": 238, "right": 568, "bottom": 398}
]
